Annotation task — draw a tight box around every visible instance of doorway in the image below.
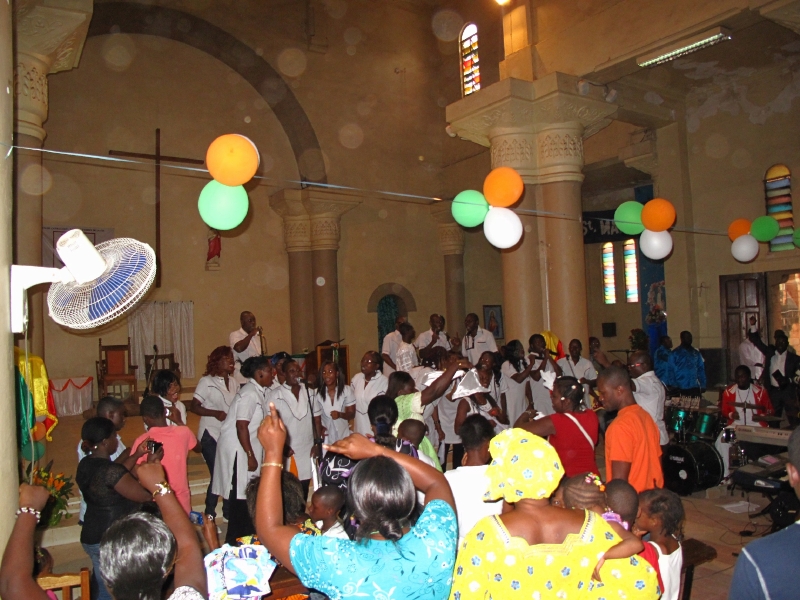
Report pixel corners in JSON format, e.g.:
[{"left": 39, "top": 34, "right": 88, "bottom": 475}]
[{"left": 719, "top": 273, "right": 767, "bottom": 381}]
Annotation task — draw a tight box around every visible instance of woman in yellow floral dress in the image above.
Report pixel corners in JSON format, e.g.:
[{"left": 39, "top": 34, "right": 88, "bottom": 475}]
[{"left": 449, "top": 429, "right": 659, "bottom": 600}]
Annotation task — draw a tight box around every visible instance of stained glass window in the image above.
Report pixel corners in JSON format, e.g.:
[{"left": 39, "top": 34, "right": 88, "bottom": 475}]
[
  {"left": 602, "top": 242, "right": 616, "bottom": 304},
  {"left": 624, "top": 239, "right": 639, "bottom": 303},
  {"left": 461, "top": 23, "right": 480, "bottom": 96}
]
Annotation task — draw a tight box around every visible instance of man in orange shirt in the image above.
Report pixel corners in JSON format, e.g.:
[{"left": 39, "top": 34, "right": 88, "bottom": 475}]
[{"left": 597, "top": 366, "right": 664, "bottom": 492}]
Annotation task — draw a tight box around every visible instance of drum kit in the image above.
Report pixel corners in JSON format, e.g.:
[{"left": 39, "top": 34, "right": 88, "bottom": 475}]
[{"left": 662, "top": 396, "right": 725, "bottom": 495}]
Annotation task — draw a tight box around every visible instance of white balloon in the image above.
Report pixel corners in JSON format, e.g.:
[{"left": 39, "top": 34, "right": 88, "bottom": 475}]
[
  {"left": 640, "top": 229, "right": 673, "bottom": 260},
  {"left": 483, "top": 207, "right": 523, "bottom": 249},
  {"left": 731, "top": 234, "right": 759, "bottom": 263}
]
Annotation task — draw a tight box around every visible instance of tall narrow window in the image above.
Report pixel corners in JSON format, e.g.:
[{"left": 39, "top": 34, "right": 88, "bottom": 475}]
[
  {"left": 461, "top": 23, "right": 480, "bottom": 96},
  {"left": 602, "top": 242, "right": 616, "bottom": 304},
  {"left": 624, "top": 239, "right": 639, "bottom": 303}
]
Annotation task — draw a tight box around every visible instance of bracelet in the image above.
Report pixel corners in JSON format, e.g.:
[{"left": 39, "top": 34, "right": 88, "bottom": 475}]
[
  {"left": 434, "top": 420, "right": 441, "bottom": 425},
  {"left": 16, "top": 506, "right": 41, "bottom": 523},
  {"left": 261, "top": 462, "right": 283, "bottom": 470},
  {"left": 246, "top": 450, "right": 254, "bottom": 458},
  {"left": 152, "top": 481, "right": 173, "bottom": 498}
]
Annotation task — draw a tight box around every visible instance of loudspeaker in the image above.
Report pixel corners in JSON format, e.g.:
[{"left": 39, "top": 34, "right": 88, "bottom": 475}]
[{"left": 602, "top": 322, "right": 617, "bottom": 338}]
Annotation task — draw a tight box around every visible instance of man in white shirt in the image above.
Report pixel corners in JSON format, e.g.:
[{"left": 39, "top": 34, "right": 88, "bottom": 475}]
[
  {"left": 381, "top": 315, "right": 406, "bottom": 376},
  {"left": 229, "top": 311, "right": 264, "bottom": 385},
  {"left": 395, "top": 322, "right": 418, "bottom": 373},
  {"left": 738, "top": 335, "right": 765, "bottom": 382},
  {"left": 556, "top": 339, "right": 598, "bottom": 408},
  {"left": 415, "top": 313, "right": 452, "bottom": 359},
  {"left": 444, "top": 413, "right": 502, "bottom": 543},
  {"left": 528, "top": 334, "right": 558, "bottom": 416},
  {"left": 627, "top": 350, "right": 669, "bottom": 447},
  {"left": 462, "top": 313, "right": 497, "bottom": 365}
]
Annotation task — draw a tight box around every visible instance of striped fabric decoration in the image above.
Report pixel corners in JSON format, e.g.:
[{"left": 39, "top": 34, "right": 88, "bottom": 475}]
[{"left": 765, "top": 165, "right": 793, "bottom": 252}]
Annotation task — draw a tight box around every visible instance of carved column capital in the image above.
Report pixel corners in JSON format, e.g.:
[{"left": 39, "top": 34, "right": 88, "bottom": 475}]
[
  {"left": 270, "top": 188, "right": 361, "bottom": 252},
  {"left": 437, "top": 223, "right": 465, "bottom": 256},
  {"left": 446, "top": 73, "right": 616, "bottom": 184},
  {"left": 13, "top": 0, "right": 93, "bottom": 140}
]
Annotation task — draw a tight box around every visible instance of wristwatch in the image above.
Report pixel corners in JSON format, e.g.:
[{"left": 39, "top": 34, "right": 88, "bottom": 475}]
[{"left": 246, "top": 450, "right": 254, "bottom": 458}]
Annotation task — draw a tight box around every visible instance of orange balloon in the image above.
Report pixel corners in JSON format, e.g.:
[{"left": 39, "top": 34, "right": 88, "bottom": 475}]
[
  {"left": 728, "top": 218, "right": 751, "bottom": 242},
  {"left": 483, "top": 167, "right": 524, "bottom": 208},
  {"left": 206, "top": 134, "right": 260, "bottom": 186},
  {"left": 32, "top": 422, "right": 46, "bottom": 442},
  {"left": 641, "top": 198, "right": 676, "bottom": 232}
]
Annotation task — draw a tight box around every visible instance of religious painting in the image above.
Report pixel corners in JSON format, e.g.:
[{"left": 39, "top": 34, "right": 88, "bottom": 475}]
[{"left": 483, "top": 305, "right": 503, "bottom": 339}]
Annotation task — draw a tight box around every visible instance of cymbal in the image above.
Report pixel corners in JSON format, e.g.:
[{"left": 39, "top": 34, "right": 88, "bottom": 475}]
[
  {"left": 700, "top": 406, "right": 720, "bottom": 413},
  {"left": 732, "top": 402, "right": 761, "bottom": 409}
]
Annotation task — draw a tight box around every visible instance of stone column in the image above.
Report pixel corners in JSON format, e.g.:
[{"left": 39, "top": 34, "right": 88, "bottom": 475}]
[
  {"left": 13, "top": 0, "right": 92, "bottom": 356},
  {"left": 447, "top": 74, "right": 616, "bottom": 344},
  {"left": 430, "top": 204, "right": 466, "bottom": 330},
  {"left": 270, "top": 190, "right": 315, "bottom": 353},
  {"left": 270, "top": 189, "right": 360, "bottom": 350},
  {"left": 305, "top": 193, "right": 360, "bottom": 344}
]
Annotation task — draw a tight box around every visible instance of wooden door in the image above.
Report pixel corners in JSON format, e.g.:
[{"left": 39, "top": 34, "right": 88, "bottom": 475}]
[{"left": 719, "top": 273, "right": 767, "bottom": 381}]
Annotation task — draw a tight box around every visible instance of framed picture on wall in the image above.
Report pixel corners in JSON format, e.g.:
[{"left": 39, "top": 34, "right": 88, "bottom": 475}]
[{"left": 483, "top": 305, "right": 504, "bottom": 339}]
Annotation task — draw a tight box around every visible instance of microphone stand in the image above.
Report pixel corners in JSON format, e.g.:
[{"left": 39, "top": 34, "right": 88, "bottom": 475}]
[
  {"left": 143, "top": 345, "right": 158, "bottom": 397},
  {"left": 304, "top": 379, "right": 323, "bottom": 485}
]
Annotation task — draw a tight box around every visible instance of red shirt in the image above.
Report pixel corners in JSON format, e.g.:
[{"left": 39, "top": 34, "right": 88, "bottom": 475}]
[
  {"left": 132, "top": 426, "right": 197, "bottom": 513},
  {"left": 721, "top": 384, "right": 772, "bottom": 426},
  {"left": 549, "top": 410, "right": 600, "bottom": 477}
]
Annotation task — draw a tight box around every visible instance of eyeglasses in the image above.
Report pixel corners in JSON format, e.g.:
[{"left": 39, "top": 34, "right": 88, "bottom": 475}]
[{"left": 627, "top": 362, "right": 644, "bottom": 369}]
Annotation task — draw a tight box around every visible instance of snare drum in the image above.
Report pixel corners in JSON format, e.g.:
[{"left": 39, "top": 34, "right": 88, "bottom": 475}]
[
  {"left": 692, "top": 412, "right": 721, "bottom": 440},
  {"left": 666, "top": 406, "right": 694, "bottom": 433}
]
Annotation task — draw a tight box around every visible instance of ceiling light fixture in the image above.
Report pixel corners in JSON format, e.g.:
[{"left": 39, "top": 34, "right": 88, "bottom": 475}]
[
  {"left": 636, "top": 26, "right": 731, "bottom": 67},
  {"left": 495, "top": 0, "right": 512, "bottom": 5}
]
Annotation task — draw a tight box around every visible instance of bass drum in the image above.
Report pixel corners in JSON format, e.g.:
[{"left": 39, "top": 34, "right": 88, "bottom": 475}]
[{"left": 662, "top": 441, "right": 724, "bottom": 496}]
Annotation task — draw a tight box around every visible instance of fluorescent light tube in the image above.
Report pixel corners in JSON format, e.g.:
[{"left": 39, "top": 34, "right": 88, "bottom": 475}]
[{"left": 637, "top": 27, "right": 731, "bottom": 67}]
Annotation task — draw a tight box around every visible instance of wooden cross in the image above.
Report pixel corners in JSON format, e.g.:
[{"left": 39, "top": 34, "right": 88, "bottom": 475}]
[{"left": 109, "top": 129, "right": 205, "bottom": 287}]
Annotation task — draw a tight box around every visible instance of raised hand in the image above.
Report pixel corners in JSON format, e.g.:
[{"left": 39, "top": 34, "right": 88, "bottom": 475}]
[
  {"left": 258, "top": 403, "right": 287, "bottom": 463},
  {"left": 19, "top": 484, "right": 50, "bottom": 512},
  {"left": 324, "top": 433, "right": 382, "bottom": 461}
]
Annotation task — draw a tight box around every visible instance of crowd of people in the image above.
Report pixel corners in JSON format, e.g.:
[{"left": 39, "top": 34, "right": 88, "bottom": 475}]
[{"left": 1, "top": 309, "right": 798, "bottom": 599}]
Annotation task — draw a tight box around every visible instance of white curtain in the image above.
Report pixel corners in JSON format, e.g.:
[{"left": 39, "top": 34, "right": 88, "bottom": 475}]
[{"left": 128, "top": 302, "right": 195, "bottom": 380}]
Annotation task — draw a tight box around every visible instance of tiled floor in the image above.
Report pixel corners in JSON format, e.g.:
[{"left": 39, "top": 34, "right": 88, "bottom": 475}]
[{"left": 40, "top": 411, "right": 787, "bottom": 599}]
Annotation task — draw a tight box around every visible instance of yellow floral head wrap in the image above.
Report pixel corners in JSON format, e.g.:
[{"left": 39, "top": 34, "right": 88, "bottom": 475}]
[{"left": 484, "top": 428, "right": 564, "bottom": 503}]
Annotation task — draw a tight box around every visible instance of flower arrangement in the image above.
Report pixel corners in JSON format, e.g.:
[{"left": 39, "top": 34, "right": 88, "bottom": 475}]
[
  {"left": 629, "top": 328, "right": 649, "bottom": 352},
  {"left": 29, "top": 461, "right": 74, "bottom": 528},
  {"left": 645, "top": 303, "right": 667, "bottom": 325}
]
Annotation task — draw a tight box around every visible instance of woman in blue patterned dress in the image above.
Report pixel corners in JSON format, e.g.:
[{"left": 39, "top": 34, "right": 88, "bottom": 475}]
[{"left": 254, "top": 403, "right": 459, "bottom": 600}]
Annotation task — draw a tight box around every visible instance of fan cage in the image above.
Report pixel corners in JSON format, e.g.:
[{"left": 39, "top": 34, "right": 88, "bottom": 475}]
[{"left": 47, "top": 238, "right": 156, "bottom": 329}]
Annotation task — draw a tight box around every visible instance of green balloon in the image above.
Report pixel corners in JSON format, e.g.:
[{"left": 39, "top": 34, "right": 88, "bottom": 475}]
[
  {"left": 751, "top": 215, "right": 780, "bottom": 242},
  {"left": 452, "top": 190, "right": 490, "bottom": 228},
  {"left": 198, "top": 180, "right": 249, "bottom": 231},
  {"left": 614, "top": 201, "right": 645, "bottom": 235},
  {"left": 21, "top": 440, "right": 44, "bottom": 461},
  {"left": 792, "top": 228, "right": 800, "bottom": 248}
]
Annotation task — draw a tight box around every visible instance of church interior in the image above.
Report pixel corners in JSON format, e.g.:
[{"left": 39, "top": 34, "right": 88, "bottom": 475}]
[{"left": 2, "top": 0, "right": 800, "bottom": 598}]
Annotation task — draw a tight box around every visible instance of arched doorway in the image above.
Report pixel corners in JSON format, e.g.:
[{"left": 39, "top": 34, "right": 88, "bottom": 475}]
[{"left": 367, "top": 283, "right": 416, "bottom": 349}]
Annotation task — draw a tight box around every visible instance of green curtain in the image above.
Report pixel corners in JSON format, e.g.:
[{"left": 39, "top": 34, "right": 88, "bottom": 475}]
[{"left": 377, "top": 295, "right": 399, "bottom": 350}]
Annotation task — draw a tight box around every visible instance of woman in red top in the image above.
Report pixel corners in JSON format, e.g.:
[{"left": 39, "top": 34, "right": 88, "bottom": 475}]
[{"left": 513, "top": 376, "right": 599, "bottom": 477}]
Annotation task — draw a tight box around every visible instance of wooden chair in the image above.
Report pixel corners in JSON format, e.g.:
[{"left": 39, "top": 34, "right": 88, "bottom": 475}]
[
  {"left": 143, "top": 352, "right": 181, "bottom": 388},
  {"left": 37, "top": 567, "right": 90, "bottom": 600},
  {"left": 96, "top": 337, "right": 138, "bottom": 400},
  {"left": 680, "top": 537, "right": 718, "bottom": 600}
]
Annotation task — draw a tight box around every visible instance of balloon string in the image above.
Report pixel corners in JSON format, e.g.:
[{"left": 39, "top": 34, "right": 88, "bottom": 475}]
[{"left": 3, "top": 143, "right": 730, "bottom": 237}]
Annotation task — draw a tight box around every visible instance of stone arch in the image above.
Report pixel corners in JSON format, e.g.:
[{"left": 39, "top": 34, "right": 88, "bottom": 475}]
[
  {"left": 367, "top": 283, "right": 417, "bottom": 315},
  {"left": 87, "top": 2, "right": 327, "bottom": 183}
]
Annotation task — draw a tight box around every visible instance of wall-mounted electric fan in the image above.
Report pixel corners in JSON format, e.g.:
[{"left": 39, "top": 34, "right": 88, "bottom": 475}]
[{"left": 11, "top": 229, "right": 156, "bottom": 332}]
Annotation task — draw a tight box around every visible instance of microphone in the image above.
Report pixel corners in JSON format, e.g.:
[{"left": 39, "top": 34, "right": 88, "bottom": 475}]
[{"left": 153, "top": 344, "right": 158, "bottom": 354}]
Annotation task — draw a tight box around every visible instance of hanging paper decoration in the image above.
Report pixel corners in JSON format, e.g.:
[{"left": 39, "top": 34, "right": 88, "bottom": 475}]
[
  {"left": 731, "top": 234, "right": 759, "bottom": 263},
  {"left": 198, "top": 180, "right": 249, "bottom": 230},
  {"left": 483, "top": 207, "right": 523, "bottom": 249},
  {"left": 452, "top": 190, "right": 490, "bottom": 227},
  {"left": 764, "top": 164, "right": 793, "bottom": 252},
  {"left": 750, "top": 215, "right": 780, "bottom": 243},
  {"left": 639, "top": 229, "right": 673, "bottom": 260},
  {"left": 483, "top": 167, "right": 524, "bottom": 208},
  {"left": 640, "top": 198, "right": 676, "bottom": 232},
  {"left": 614, "top": 201, "right": 645, "bottom": 235},
  {"left": 727, "top": 218, "right": 751, "bottom": 242},
  {"left": 206, "top": 134, "right": 260, "bottom": 186}
]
